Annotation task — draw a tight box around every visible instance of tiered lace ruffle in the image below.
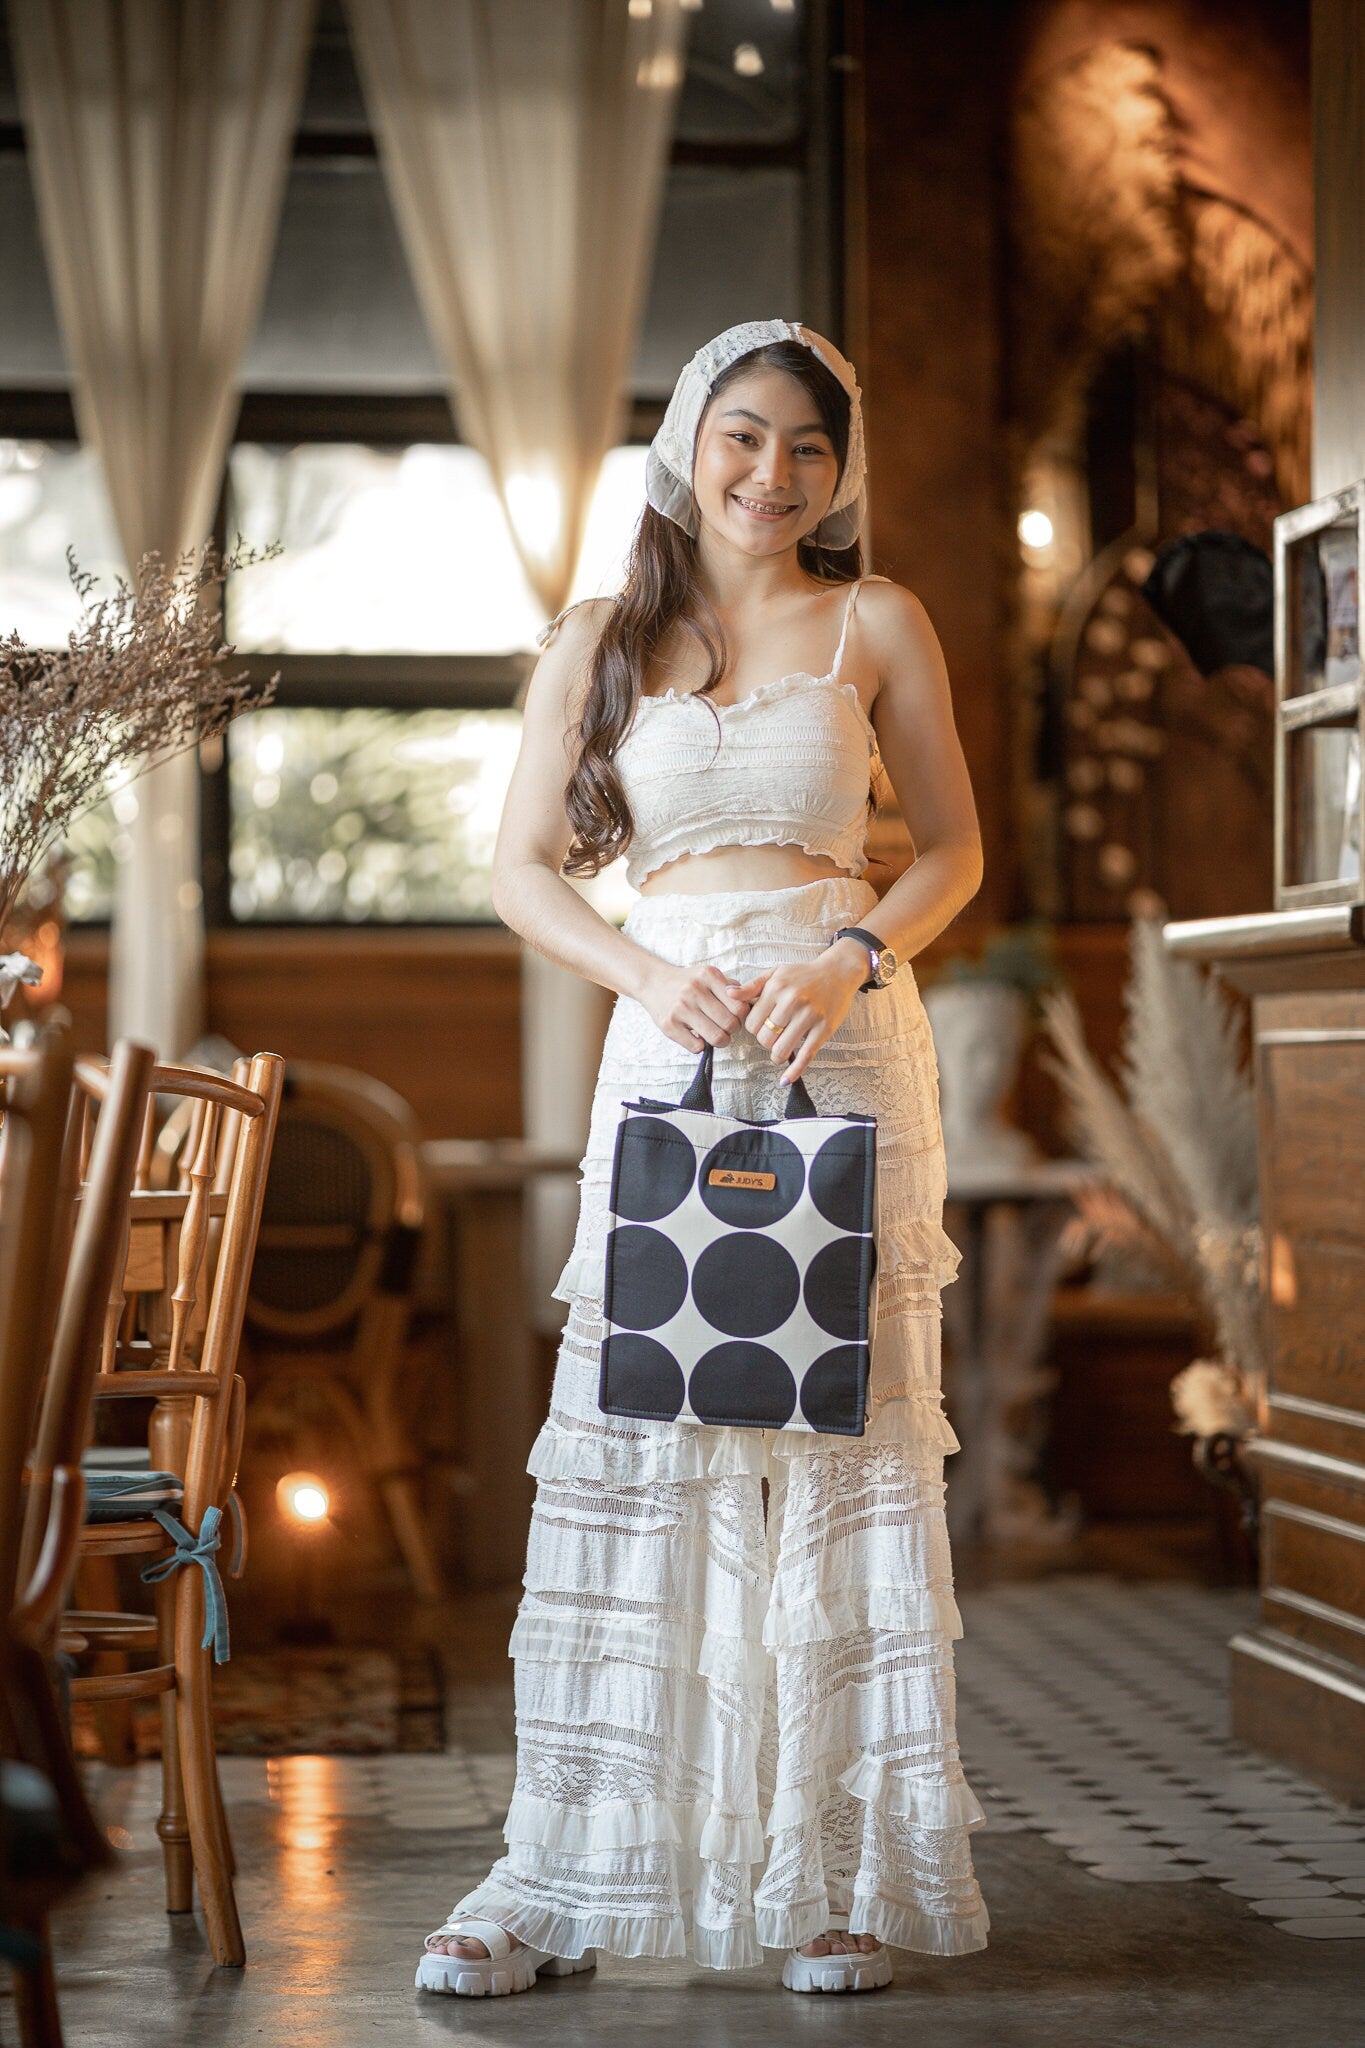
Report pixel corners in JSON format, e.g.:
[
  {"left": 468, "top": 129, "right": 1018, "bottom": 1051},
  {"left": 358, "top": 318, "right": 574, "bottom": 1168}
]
[{"left": 447, "top": 880, "right": 988, "bottom": 1966}]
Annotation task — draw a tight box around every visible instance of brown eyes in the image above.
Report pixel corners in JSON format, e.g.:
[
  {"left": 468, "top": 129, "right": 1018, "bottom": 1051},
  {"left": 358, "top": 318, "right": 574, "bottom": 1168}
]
[{"left": 726, "top": 433, "right": 830, "bottom": 458}]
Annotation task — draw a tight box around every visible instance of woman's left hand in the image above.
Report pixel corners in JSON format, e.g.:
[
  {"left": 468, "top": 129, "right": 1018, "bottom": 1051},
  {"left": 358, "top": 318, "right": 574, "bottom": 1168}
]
[{"left": 735, "top": 940, "right": 869, "bottom": 1083}]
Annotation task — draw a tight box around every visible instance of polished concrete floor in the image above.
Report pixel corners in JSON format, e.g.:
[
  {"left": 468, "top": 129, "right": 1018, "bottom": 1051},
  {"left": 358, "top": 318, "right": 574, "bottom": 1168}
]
[{"left": 37, "top": 1579, "right": 1365, "bottom": 2048}]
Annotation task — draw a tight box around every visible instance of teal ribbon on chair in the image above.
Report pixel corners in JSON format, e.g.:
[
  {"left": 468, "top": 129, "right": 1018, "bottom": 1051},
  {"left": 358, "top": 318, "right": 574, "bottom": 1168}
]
[{"left": 140, "top": 1506, "right": 231, "bottom": 1664}]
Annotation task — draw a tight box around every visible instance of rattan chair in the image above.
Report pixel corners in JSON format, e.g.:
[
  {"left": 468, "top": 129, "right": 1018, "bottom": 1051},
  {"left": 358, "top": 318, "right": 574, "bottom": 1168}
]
[{"left": 231, "top": 1061, "right": 443, "bottom": 1601}]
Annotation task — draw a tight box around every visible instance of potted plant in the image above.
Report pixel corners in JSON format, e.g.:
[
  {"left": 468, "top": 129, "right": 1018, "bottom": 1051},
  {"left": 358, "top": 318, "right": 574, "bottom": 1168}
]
[{"left": 922, "top": 921, "right": 1062, "bottom": 1176}]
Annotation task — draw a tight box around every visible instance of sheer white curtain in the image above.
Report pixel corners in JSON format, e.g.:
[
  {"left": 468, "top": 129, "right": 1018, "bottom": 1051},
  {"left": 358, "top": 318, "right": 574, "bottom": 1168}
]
[
  {"left": 345, "top": 0, "right": 686, "bottom": 618},
  {"left": 349, "top": 0, "right": 682, "bottom": 1311},
  {"left": 11, "top": 0, "right": 315, "bottom": 1054}
]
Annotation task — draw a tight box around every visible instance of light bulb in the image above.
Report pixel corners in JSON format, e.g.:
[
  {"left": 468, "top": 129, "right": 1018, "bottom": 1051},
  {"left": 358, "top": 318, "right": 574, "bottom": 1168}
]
[
  {"left": 277, "top": 1472, "right": 330, "bottom": 1524},
  {"left": 1018, "top": 508, "right": 1054, "bottom": 549}
]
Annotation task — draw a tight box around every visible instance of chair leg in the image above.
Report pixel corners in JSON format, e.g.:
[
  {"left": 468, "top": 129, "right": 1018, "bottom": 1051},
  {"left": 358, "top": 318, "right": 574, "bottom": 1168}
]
[
  {"left": 12, "top": 1916, "right": 64, "bottom": 2048},
  {"left": 153, "top": 1574, "right": 193, "bottom": 1914},
  {"left": 210, "top": 1753, "right": 237, "bottom": 1877},
  {"left": 76, "top": 1558, "right": 137, "bottom": 1767},
  {"left": 377, "top": 1469, "right": 445, "bottom": 1603},
  {"left": 175, "top": 1600, "right": 243, "bottom": 1967}
]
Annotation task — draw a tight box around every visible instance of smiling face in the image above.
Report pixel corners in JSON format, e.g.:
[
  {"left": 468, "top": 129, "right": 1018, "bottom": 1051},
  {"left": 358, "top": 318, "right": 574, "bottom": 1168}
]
[{"left": 691, "top": 365, "right": 841, "bottom": 557}]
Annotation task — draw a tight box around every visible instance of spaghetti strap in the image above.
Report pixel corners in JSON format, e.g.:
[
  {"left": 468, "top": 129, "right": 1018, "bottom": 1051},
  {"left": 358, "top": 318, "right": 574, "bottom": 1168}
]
[
  {"left": 536, "top": 595, "right": 614, "bottom": 650},
  {"left": 830, "top": 573, "right": 895, "bottom": 678},
  {"left": 829, "top": 578, "right": 864, "bottom": 678},
  {"left": 535, "top": 602, "right": 578, "bottom": 650}
]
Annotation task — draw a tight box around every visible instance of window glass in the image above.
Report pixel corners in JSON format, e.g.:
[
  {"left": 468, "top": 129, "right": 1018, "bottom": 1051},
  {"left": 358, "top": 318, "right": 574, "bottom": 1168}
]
[
  {"left": 58, "top": 800, "right": 120, "bottom": 924},
  {"left": 633, "top": 168, "right": 804, "bottom": 397},
  {"left": 242, "top": 164, "right": 442, "bottom": 394},
  {"left": 674, "top": 0, "right": 803, "bottom": 144},
  {"left": 226, "top": 442, "right": 646, "bottom": 653},
  {"left": 227, "top": 705, "right": 522, "bottom": 923},
  {"left": 0, "top": 157, "right": 69, "bottom": 384},
  {"left": 0, "top": 440, "right": 124, "bottom": 646}
]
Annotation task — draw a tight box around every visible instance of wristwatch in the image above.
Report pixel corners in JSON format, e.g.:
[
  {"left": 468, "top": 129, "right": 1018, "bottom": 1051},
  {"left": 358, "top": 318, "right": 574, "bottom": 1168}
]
[{"left": 833, "top": 926, "right": 900, "bottom": 992}]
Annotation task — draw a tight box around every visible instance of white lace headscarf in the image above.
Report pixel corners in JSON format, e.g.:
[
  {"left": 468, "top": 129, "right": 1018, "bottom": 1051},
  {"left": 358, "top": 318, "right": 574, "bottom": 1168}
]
[{"left": 645, "top": 318, "right": 867, "bottom": 550}]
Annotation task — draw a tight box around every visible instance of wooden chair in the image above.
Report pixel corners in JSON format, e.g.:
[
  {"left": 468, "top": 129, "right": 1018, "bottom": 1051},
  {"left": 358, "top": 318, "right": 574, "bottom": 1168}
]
[
  {"left": 162, "top": 1060, "right": 444, "bottom": 1601},
  {"left": 39, "top": 1052, "right": 284, "bottom": 1969},
  {"left": 0, "top": 1029, "right": 156, "bottom": 2047}
]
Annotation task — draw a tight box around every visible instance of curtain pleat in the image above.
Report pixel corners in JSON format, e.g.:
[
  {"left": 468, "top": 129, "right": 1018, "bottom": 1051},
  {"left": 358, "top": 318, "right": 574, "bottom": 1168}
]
[
  {"left": 10, "top": 0, "right": 316, "bottom": 1054},
  {"left": 345, "top": 0, "right": 686, "bottom": 618}
]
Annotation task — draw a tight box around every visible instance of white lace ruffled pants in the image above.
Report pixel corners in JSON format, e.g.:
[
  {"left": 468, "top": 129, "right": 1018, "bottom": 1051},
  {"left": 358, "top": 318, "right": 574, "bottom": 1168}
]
[{"left": 451, "top": 879, "right": 989, "bottom": 1967}]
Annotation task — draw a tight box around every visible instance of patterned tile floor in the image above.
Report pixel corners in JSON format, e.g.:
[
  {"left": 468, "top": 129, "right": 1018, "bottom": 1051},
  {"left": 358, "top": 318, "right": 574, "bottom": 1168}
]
[
  {"left": 954, "top": 1577, "right": 1365, "bottom": 1941},
  {"left": 94, "top": 1576, "right": 1365, "bottom": 1950}
]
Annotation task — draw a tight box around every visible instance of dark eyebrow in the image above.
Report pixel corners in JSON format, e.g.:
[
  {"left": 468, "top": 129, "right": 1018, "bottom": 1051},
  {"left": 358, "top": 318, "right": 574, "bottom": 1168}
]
[{"left": 720, "top": 407, "right": 830, "bottom": 436}]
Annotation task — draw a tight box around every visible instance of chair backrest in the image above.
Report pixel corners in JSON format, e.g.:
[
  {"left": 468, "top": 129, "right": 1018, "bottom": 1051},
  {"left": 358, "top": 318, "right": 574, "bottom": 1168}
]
[
  {"left": 15, "top": 1036, "right": 158, "bottom": 1619},
  {"left": 239, "top": 1062, "right": 425, "bottom": 1340},
  {"left": 0, "top": 1026, "right": 77, "bottom": 1639},
  {"left": 0, "top": 1025, "right": 151, "bottom": 1880},
  {"left": 21, "top": 1051, "right": 284, "bottom": 1594}
]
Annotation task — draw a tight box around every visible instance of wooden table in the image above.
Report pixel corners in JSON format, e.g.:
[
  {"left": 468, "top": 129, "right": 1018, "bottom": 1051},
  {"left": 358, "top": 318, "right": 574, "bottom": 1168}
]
[{"left": 420, "top": 1140, "right": 580, "bottom": 1587}]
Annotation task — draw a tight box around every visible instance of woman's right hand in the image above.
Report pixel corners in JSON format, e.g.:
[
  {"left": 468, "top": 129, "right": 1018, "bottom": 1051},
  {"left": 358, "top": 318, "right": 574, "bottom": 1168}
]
[{"left": 638, "top": 959, "right": 752, "bottom": 1052}]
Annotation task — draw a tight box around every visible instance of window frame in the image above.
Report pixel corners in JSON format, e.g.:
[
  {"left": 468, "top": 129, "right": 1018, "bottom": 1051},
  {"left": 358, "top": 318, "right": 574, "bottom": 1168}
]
[{"left": 1, "top": 0, "right": 847, "bottom": 930}]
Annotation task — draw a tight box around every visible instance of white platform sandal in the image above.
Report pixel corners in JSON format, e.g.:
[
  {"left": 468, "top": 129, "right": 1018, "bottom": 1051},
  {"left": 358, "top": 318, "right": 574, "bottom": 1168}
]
[
  {"left": 782, "top": 1927, "right": 893, "bottom": 1995},
  {"left": 416, "top": 1918, "right": 597, "bottom": 1997}
]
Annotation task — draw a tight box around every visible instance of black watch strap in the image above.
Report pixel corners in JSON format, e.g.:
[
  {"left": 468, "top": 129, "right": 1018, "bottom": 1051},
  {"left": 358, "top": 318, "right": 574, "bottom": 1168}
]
[{"left": 833, "top": 925, "right": 887, "bottom": 992}]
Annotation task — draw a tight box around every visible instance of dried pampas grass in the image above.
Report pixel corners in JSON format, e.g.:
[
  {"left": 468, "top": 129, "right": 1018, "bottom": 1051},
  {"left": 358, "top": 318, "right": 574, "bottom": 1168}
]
[
  {"left": 1040, "top": 917, "right": 1264, "bottom": 1422},
  {"left": 0, "top": 540, "right": 276, "bottom": 941}
]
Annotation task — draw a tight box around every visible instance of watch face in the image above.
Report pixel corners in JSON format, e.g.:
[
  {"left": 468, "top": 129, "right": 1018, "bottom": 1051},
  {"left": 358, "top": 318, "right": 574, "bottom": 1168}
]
[{"left": 876, "top": 947, "right": 899, "bottom": 986}]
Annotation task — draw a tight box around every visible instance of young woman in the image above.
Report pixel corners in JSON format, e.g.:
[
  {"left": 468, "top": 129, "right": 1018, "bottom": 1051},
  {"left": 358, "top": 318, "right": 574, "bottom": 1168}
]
[{"left": 417, "top": 319, "right": 989, "bottom": 1997}]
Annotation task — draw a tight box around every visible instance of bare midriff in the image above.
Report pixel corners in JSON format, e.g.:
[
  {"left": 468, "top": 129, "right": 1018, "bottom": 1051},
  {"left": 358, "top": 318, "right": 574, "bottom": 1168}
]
[{"left": 637, "top": 844, "right": 850, "bottom": 895}]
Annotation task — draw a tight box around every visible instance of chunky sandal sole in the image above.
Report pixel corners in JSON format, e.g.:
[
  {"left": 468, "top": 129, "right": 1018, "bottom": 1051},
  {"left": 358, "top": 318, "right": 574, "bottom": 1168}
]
[
  {"left": 416, "top": 1945, "right": 597, "bottom": 1998},
  {"left": 782, "top": 1944, "right": 893, "bottom": 1994}
]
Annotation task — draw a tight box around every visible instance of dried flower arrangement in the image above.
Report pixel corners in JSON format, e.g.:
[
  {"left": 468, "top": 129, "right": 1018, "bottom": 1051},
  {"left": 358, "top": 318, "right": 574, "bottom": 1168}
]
[
  {"left": 0, "top": 541, "right": 277, "bottom": 971},
  {"left": 1039, "top": 917, "right": 1263, "bottom": 1436}
]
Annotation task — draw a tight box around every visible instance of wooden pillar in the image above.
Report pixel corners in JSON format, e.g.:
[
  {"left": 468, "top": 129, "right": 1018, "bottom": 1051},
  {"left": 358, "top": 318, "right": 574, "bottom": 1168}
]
[
  {"left": 853, "top": 0, "right": 1013, "bottom": 919},
  {"left": 1312, "top": 0, "right": 1365, "bottom": 498}
]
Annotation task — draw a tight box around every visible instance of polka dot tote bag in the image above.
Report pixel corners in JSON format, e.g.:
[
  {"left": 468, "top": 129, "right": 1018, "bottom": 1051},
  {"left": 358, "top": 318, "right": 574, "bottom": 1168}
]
[{"left": 599, "top": 1045, "right": 877, "bottom": 1436}]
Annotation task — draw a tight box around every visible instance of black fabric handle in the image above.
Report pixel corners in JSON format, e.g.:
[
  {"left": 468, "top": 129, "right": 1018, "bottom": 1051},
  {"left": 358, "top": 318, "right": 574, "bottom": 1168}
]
[{"left": 679, "top": 1044, "right": 819, "bottom": 1120}]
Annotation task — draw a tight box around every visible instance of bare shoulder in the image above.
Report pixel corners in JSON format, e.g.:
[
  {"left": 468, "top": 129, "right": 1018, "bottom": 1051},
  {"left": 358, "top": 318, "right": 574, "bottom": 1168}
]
[
  {"left": 857, "top": 576, "right": 935, "bottom": 642},
  {"left": 539, "top": 595, "right": 617, "bottom": 661},
  {"left": 527, "top": 596, "right": 616, "bottom": 720},
  {"left": 855, "top": 578, "right": 947, "bottom": 693}
]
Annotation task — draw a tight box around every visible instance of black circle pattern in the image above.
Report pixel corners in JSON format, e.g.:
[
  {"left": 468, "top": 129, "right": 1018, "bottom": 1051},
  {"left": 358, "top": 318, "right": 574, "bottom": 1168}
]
[
  {"left": 600, "top": 1333, "right": 685, "bottom": 1419},
  {"left": 613, "top": 1117, "right": 697, "bottom": 1222},
  {"left": 689, "top": 1342, "right": 796, "bottom": 1427},
  {"left": 691, "top": 1233, "right": 800, "bottom": 1337},
  {"left": 803, "top": 1235, "right": 873, "bottom": 1341},
  {"left": 800, "top": 1345, "right": 870, "bottom": 1433},
  {"left": 698, "top": 1130, "right": 805, "bottom": 1228},
  {"left": 606, "top": 1225, "right": 688, "bottom": 1330},
  {"left": 808, "top": 1129, "right": 875, "bottom": 1233}
]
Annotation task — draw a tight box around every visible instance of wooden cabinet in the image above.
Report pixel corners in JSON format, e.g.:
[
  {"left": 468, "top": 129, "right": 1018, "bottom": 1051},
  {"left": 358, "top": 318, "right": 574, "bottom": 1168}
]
[{"left": 1166, "top": 906, "right": 1365, "bottom": 1801}]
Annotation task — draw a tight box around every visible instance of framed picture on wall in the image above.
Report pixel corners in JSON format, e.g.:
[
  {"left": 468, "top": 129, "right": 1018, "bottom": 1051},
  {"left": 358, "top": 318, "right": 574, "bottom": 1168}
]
[{"left": 1274, "top": 480, "right": 1365, "bottom": 909}]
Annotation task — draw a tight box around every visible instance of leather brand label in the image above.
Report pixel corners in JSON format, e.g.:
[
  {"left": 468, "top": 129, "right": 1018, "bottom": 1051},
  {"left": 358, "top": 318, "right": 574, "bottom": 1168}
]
[{"left": 707, "top": 1169, "right": 776, "bottom": 1191}]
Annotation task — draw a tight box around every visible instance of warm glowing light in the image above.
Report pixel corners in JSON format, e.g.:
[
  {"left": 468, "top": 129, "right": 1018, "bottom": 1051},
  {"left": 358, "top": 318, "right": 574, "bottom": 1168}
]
[
  {"left": 1018, "top": 508, "right": 1054, "bottom": 549},
  {"left": 733, "top": 42, "right": 764, "bottom": 76},
  {"left": 638, "top": 50, "right": 683, "bottom": 88},
  {"left": 277, "top": 1472, "right": 330, "bottom": 1524}
]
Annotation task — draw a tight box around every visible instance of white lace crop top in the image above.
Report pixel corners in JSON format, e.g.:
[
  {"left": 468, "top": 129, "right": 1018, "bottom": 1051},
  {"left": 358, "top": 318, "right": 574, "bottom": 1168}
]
[{"left": 542, "top": 576, "right": 884, "bottom": 889}]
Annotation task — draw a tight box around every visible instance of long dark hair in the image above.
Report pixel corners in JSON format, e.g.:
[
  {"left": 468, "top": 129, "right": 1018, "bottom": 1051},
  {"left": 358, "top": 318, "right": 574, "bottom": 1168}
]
[{"left": 562, "top": 341, "right": 862, "bottom": 877}]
